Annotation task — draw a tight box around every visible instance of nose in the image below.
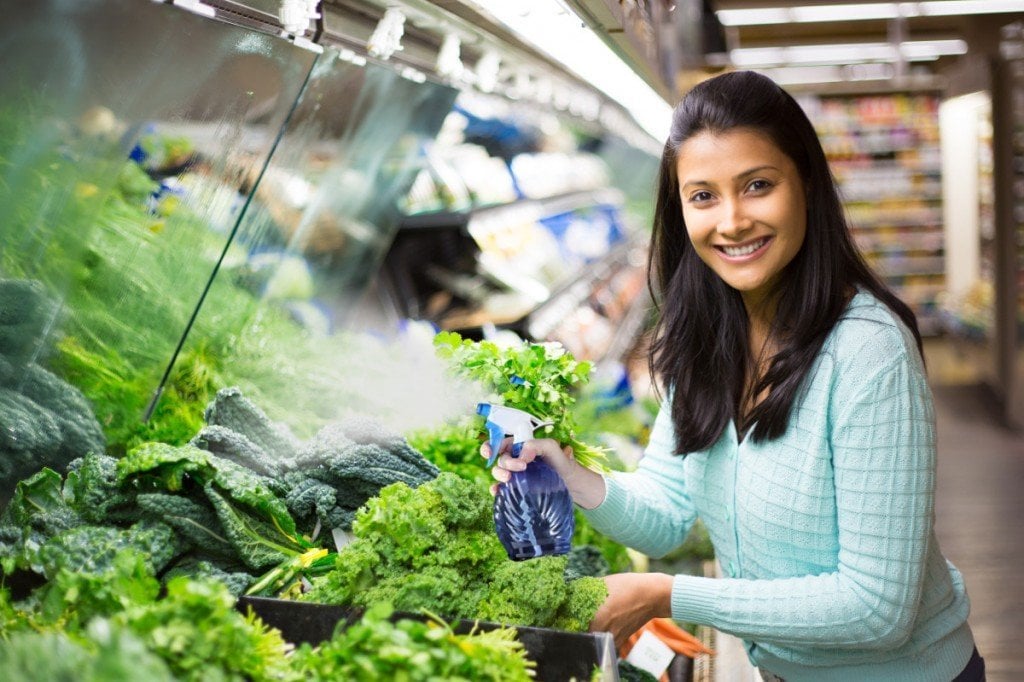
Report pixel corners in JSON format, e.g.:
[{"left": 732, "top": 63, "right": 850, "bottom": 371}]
[{"left": 716, "top": 197, "right": 753, "bottom": 237}]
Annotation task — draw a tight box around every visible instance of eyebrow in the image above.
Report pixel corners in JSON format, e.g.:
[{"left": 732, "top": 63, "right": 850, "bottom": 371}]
[{"left": 681, "top": 165, "right": 780, "bottom": 189}]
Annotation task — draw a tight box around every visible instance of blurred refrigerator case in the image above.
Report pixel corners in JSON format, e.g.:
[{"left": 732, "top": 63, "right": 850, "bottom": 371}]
[
  {"left": 0, "top": 0, "right": 456, "bottom": 492},
  {"left": 0, "top": 0, "right": 660, "bottom": 502},
  {"left": 0, "top": 0, "right": 317, "bottom": 486}
]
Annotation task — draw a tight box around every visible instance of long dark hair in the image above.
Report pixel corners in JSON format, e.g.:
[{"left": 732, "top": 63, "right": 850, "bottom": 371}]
[{"left": 647, "top": 70, "right": 922, "bottom": 453}]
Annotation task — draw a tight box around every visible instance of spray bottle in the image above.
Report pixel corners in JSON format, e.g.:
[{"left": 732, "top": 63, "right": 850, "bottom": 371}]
[{"left": 477, "top": 402, "right": 575, "bottom": 560}]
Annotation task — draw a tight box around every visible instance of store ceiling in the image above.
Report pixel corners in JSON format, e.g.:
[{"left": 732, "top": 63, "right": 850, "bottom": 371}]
[
  {"left": 564, "top": 0, "right": 1021, "bottom": 99},
  {"left": 702, "top": 0, "right": 1024, "bottom": 90},
  {"left": 713, "top": 0, "right": 977, "bottom": 47}
]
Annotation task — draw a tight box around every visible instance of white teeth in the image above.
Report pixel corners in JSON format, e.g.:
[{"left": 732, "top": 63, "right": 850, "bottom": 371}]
[{"left": 722, "top": 238, "right": 768, "bottom": 257}]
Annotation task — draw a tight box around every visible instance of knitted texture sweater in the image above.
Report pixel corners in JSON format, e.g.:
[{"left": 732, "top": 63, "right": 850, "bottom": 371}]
[{"left": 583, "top": 290, "right": 974, "bottom": 681}]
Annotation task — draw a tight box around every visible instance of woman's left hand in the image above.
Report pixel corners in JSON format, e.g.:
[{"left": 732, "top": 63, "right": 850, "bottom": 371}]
[{"left": 590, "top": 572, "right": 675, "bottom": 649}]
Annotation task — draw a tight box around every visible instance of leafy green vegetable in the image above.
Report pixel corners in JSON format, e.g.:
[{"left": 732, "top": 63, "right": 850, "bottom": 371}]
[
  {"left": 0, "top": 388, "right": 62, "bottom": 489},
  {"left": 202, "top": 387, "right": 301, "bottom": 463},
  {"left": 36, "top": 520, "right": 181, "bottom": 580},
  {"left": 0, "top": 625, "right": 175, "bottom": 682},
  {"left": 407, "top": 420, "right": 490, "bottom": 485},
  {"left": 433, "top": 331, "right": 608, "bottom": 472},
  {"left": 290, "top": 602, "right": 535, "bottom": 682},
  {"left": 0, "top": 467, "right": 82, "bottom": 574},
  {"left": 0, "top": 279, "right": 57, "bottom": 362},
  {"left": 302, "top": 473, "right": 607, "bottom": 631},
  {"left": 134, "top": 492, "right": 234, "bottom": 559},
  {"left": 64, "top": 453, "right": 135, "bottom": 524},
  {"left": 116, "top": 576, "right": 297, "bottom": 682},
  {"left": 203, "top": 485, "right": 304, "bottom": 571},
  {"left": 33, "top": 549, "right": 161, "bottom": 630},
  {"left": 117, "top": 442, "right": 296, "bottom": 540},
  {"left": 564, "top": 544, "right": 612, "bottom": 580}
]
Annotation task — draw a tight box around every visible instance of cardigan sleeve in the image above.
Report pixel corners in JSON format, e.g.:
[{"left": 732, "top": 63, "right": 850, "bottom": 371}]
[
  {"left": 671, "top": 325, "right": 936, "bottom": 650},
  {"left": 581, "top": 401, "right": 698, "bottom": 559}
]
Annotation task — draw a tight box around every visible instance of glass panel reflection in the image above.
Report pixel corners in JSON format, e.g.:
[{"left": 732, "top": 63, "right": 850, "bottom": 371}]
[
  {"left": 172, "top": 51, "right": 459, "bottom": 436},
  {"left": 0, "top": 0, "right": 316, "bottom": 495}
]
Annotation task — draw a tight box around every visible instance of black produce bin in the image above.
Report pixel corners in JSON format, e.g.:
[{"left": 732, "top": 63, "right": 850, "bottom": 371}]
[{"left": 238, "top": 596, "right": 619, "bottom": 681}]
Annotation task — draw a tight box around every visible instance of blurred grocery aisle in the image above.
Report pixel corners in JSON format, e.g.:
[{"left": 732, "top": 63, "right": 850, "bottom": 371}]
[{"left": 928, "top": 344, "right": 1024, "bottom": 682}]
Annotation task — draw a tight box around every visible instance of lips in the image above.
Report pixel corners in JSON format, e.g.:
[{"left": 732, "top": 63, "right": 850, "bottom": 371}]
[{"left": 715, "top": 236, "right": 772, "bottom": 259}]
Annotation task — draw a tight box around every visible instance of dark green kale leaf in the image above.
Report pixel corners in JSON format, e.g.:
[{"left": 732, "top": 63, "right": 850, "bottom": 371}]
[
  {"left": 135, "top": 492, "right": 234, "bottom": 558},
  {"left": 64, "top": 453, "right": 135, "bottom": 524},
  {"left": 203, "top": 485, "right": 303, "bottom": 572},
  {"left": 36, "top": 520, "right": 182, "bottom": 579},
  {"left": 203, "top": 386, "right": 301, "bottom": 462}
]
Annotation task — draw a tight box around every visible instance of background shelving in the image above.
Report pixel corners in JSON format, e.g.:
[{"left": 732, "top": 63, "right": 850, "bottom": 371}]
[{"left": 801, "top": 92, "right": 946, "bottom": 335}]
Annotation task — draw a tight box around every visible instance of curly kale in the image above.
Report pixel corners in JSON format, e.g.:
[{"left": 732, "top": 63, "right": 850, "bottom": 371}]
[
  {"left": 302, "top": 473, "right": 608, "bottom": 631},
  {"left": 550, "top": 573, "right": 609, "bottom": 632},
  {"left": 477, "top": 556, "right": 568, "bottom": 626}
]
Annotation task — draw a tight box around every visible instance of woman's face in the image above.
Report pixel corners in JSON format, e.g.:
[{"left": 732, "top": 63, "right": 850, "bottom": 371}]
[{"left": 675, "top": 127, "right": 807, "bottom": 310}]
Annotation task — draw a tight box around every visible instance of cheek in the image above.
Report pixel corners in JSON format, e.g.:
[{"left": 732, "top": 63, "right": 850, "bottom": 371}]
[{"left": 682, "top": 209, "right": 711, "bottom": 244}]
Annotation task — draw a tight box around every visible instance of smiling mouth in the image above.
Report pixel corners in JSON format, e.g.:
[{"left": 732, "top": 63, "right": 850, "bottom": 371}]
[{"left": 716, "top": 237, "right": 771, "bottom": 258}]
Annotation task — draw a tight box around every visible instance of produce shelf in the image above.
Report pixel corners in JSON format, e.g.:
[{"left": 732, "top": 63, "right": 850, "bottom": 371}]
[{"left": 238, "top": 596, "right": 620, "bottom": 682}]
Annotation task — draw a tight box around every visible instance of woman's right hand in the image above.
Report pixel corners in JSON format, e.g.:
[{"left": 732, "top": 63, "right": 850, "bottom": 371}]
[{"left": 480, "top": 437, "right": 606, "bottom": 509}]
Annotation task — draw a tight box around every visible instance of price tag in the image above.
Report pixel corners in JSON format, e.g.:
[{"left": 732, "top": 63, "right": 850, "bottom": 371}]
[{"left": 625, "top": 630, "right": 675, "bottom": 679}]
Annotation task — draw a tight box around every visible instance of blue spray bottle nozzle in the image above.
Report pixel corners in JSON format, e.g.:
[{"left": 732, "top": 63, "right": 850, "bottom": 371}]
[
  {"left": 477, "top": 402, "right": 550, "bottom": 467},
  {"left": 477, "top": 403, "right": 504, "bottom": 467}
]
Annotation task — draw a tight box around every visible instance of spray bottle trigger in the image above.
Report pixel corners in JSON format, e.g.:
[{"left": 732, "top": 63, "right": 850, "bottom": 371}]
[{"left": 485, "top": 420, "right": 506, "bottom": 467}]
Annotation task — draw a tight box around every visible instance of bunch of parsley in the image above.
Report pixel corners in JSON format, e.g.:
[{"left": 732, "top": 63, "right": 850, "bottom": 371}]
[{"left": 433, "top": 332, "right": 608, "bottom": 473}]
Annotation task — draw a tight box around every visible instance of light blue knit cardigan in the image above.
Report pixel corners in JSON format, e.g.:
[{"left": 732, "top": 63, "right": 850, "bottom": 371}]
[{"left": 584, "top": 290, "right": 975, "bottom": 681}]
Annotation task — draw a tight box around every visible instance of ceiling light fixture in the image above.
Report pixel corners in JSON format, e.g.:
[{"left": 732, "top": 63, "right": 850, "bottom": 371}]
[
  {"left": 723, "top": 38, "right": 967, "bottom": 67},
  {"left": 465, "top": 0, "right": 672, "bottom": 141},
  {"left": 757, "top": 62, "right": 900, "bottom": 85},
  {"left": 717, "top": 1, "right": 1024, "bottom": 26}
]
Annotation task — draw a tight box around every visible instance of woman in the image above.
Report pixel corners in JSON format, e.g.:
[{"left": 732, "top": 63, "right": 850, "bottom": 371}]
[{"left": 485, "top": 71, "right": 984, "bottom": 681}]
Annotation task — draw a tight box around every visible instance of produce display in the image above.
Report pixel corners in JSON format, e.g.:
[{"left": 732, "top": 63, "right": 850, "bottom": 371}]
[
  {"left": 0, "top": 386, "right": 440, "bottom": 595},
  {"left": 289, "top": 603, "right": 535, "bottom": 681},
  {"left": 0, "top": 548, "right": 533, "bottom": 681},
  {"left": 0, "top": 339, "right": 626, "bottom": 678},
  {"left": 302, "top": 472, "right": 607, "bottom": 632}
]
